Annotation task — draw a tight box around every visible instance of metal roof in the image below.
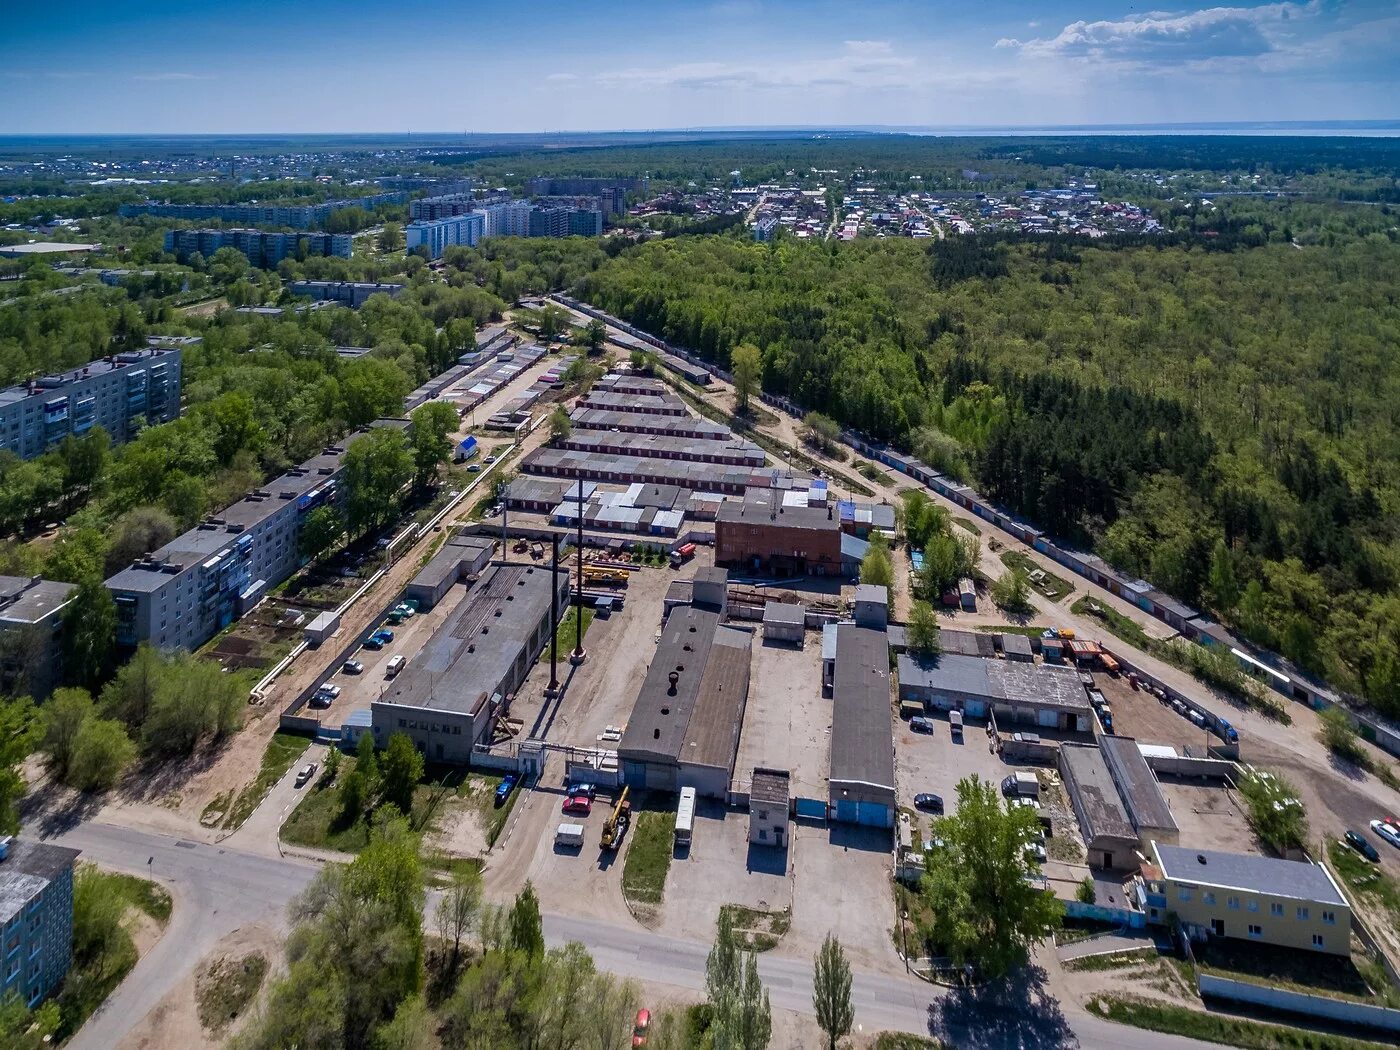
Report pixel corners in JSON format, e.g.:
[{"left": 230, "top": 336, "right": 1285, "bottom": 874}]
[
  {"left": 680, "top": 624, "right": 753, "bottom": 771},
  {"left": 1100, "top": 735, "right": 1177, "bottom": 835},
  {"left": 1061, "top": 743, "right": 1138, "bottom": 844},
  {"left": 1153, "top": 844, "right": 1346, "bottom": 906},
  {"left": 830, "top": 624, "right": 895, "bottom": 792},
  {"left": 619, "top": 605, "right": 724, "bottom": 764},
  {"left": 763, "top": 601, "right": 805, "bottom": 626}
]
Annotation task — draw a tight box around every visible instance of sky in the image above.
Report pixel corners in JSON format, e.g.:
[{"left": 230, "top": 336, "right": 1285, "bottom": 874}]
[{"left": 2, "top": 0, "right": 1397, "bottom": 134}]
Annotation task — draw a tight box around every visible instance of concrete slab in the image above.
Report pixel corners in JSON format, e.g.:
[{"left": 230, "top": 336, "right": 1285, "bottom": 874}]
[
  {"left": 733, "top": 636, "right": 831, "bottom": 800},
  {"left": 785, "top": 821, "right": 900, "bottom": 972}
]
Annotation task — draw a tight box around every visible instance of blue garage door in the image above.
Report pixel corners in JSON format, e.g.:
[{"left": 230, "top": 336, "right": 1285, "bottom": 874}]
[
  {"left": 835, "top": 800, "right": 860, "bottom": 824},
  {"left": 795, "top": 798, "right": 827, "bottom": 820},
  {"left": 856, "top": 801, "right": 892, "bottom": 828}
]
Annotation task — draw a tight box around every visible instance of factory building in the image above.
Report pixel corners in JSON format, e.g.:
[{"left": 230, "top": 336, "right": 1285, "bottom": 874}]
[
  {"left": 829, "top": 622, "right": 895, "bottom": 828},
  {"left": 715, "top": 488, "right": 843, "bottom": 576},
  {"left": 897, "top": 652, "right": 1092, "bottom": 732}
]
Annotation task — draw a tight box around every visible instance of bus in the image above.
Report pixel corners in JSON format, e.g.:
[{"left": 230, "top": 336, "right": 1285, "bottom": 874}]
[{"left": 674, "top": 786, "right": 696, "bottom": 847}]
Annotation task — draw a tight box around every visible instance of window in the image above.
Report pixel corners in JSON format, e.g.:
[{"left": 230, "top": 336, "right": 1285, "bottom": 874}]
[
  {"left": 1178, "top": 888, "right": 1192, "bottom": 903},
  {"left": 1247, "top": 899, "right": 1259, "bottom": 913},
  {"left": 1202, "top": 892, "right": 1216, "bottom": 906},
  {"left": 1296, "top": 906, "right": 1309, "bottom": 921},
  {"left": 1270, "top": 902, "right": 1284, "bottom": 917},
  {"left": 1323, "top": 911, "right": 1336, "bottom": 925},
  {"left": 1312, "top": 934, "right": 1325, "bottom": 949},
  {"left": 1227, "top": 896, "right": 1240, "bottom": 910},
  {"left": 1248, "top": 924, "right": 1263, "bottom": 938}
]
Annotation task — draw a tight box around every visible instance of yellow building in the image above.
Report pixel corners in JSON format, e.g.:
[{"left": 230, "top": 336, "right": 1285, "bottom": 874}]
[{"left": 1150, "top": 843, "right": 1351, "bottom": 956}]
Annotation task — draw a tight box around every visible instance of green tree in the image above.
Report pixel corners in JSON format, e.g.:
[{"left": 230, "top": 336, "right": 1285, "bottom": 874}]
[
  {"left": 1207, "top": 538, "right": 1240, "bottom": 613},
  {"left": 0, "top": 992, "right": 60, "bottom": 1050},
  {"left": 378, "top": 732, "right": 423, "bottom": 816},
  {"left": 579, "top": 318, "right": 607, "bottom": 354},
  {"left": 378, "top": 222, "right": 405, "bottom": 253},
  {"left": 991, "top": 569, "right": 1033, "bottom": 615},
  {"left": 340, "top": 357, "right": 411, "bottom": 429},
  {"left": 408, "top": 401, "right": 459, "bottom": 491},
  {"left": 63, "top": 579, "right": 117, "bottom": 689},
  {"left": 731, "top": 343, "right": 762, "bottom": 414},
  {"left": 629, "top": 348, "right": 656, "bottom": 374},
  {"left": 919, "top": 775, "right": 1062, "bottom": 979},
  {"left": 298, "top": 505, "right": 346, "bottom": 562},
  {"left": 355, "top": 730, "right": 379, "bottom": 786},
  {"left": 44, "top": 526, "right": 108, "bottom": 584},
  {"left": 548, "top": 404, "right": 572, "bottom": 443},
  {"left": 98, "top": 644, "right": 163, "bottom": 727},
  {"left": 343, "top": 428, "right": 413, "bottom": 538},
  {"left": 104, "top": 506, "right": 178, "bottom": 576},
  {"left": 860, "top": 532, "right": 894, "bottom": 591},
  {"left": 907, "top": 601, "right": 941, "bottom": 659},
  {"left": 812, "top": 933, "right": 853, "bottom": 1050},
  {"left": 801, "top": 411, "right": 841, "bottom": 455},
  {"left": 0, "top": 697, "right": 42, "bottom": 835},
  {"left": 141, "top": 654, "right": 244, "bottom": 755},
  {"left": 509, "top": 881, "right": 545, "bottom": 959},
  {"left": 434, "top": 865, "right": 483, "bottom": 979},
  {"left": 538, "top": 304, "right": 568, "bottom": 342},
  {"left": 1238, "top": 770, "right": 1308, "bottom": 854},
  {"left": 339, "top": 769, "right": 368, "bottom": 826},
  {"left": 42, "top": 687, "right": 95, "bottom": 780},
  {"left": 1317, "top": 706, "right": 1365, "bottom": 765},
  {"left": 1077, "top": 877, "right": 1096, "bottom": 905},
  {"left": 67, "top": 717, "right": 136, "bottom": 792}
]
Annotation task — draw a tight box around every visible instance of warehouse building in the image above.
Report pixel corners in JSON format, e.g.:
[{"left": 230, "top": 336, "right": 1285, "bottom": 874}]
[
  {"left": 556, "top": 430, "right": 766, "bottom": 468},
  {"left": 896, "top": 653, "right": 1091, "bottom": 731},
  {"left": 715, "top": 488, "right": 842, "bottom": 576},
  {"left": 372, "top": 562, "right": 569, "bottom": 763},
  {"left": 619, "top": 578, "right": 753, "bottom": 798},
  {"left": 1149, "top": 843, "right": 1350, "bottom": 955},
  {"left": 404, "top": 533, "right": 496, "bottom": 610},
  {"left": 1100, "top": 735, "right": 1179, "bottom": 847},
  {"left": 523, "top": 447, "right": 800, "bottom": 495},
  {"left": 1061, "top": 738, "right": 1179, "bottom": 870},
  {"left": 829, "top": 622, "right": 895, "bottom": 828},
  {"left": 577, "top": 389, "right": 687, "bottom": 417},
  {"left": 569, "top": 406, "right": 734, "bottom": 441}
]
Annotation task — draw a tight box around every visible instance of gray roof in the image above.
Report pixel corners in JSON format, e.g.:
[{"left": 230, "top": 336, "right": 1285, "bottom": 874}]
[
  {"left": 941, "top": 629, "right": 994, "bottom": 657},
  {"left": 1154, "top": 844, "right": 1346, "bottom": 906},
  {"left": 0, "top": 346, "right": 180, "bottom": 408},
  {"left": 376, "top": 562, "right": 562, "bottom": 716},
  {"left": 619, "top": 605, "right": 724, "bottom": 763},
  {"left": 718, "top": 490, "right": 837, "bottom": 532},
  {"left": 524, "top": 447, "right": 796, "bottom": 492},
  {"left": 763, "top": 601, "right": 805, "bottom": 626},
  {"left": 897, "top": 652, "right": 1089, "bottom": 710},
  {"left": 1002, "top": 633, "right": 1034, "bottom": 657},
  {"left": 750, "top": 768, "right": 791, "bottom": 807},
  {"left": 1100, "top": 735, "right": 1177, "bottom": 835},
  {"left": 570, "top": 406, "right": 732, "bottom": 440},
  {"left": 1061, "top": 744, "right": 1138, "bottom": 844},
  {"left": 830, "top": 624, "right": 895, "bottom": 792},
  {"left": 561, "top": 430, "right": 766, "bottom": 466},
  {"left": 680, "top": 624, "right": 753, "bottom": 771},
  {"left": 0, "top": 577, "right": 77, "bottom": 624},
  {"left": 0, "top": 838, "right": 80, "bottom": 924},
  {"left": 854, "top": 584, "right": 889, "bottom": 607}
]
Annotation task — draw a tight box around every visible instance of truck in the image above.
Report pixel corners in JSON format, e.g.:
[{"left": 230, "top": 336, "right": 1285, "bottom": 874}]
[
  {"left": 669, "top": 542, "right": 696, "bottom": 569},
  {"left": 555, "top": 822, "right": 585, "bottom": 848},
  {"left": 674, "top": 786, "right": 696, "bottom": 847},
  {"left": 1000, "top": 771, "right": 1040, "bottom": 799}
]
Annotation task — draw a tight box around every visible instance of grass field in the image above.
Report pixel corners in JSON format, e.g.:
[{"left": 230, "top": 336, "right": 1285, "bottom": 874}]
[
  {"left": 1086, "top": 994, "right": 1392, "bottom": 1049},
  {"left": 545, "top": 605, "right": 595, "bottom": 662},
  {"left": 622, "top": 810, "right": 673, "bottom": 921},
  {"left": 1000, "top": 550, "right": 1074, "bottom": 602},
  {"left": 1071, "top": 595, "right": 1154, "bottom": 650}
]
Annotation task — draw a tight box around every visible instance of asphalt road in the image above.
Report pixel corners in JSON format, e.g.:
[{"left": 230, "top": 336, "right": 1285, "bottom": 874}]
[{"left": 47, "top": 821, "right": 1216, "bottom": 1050}]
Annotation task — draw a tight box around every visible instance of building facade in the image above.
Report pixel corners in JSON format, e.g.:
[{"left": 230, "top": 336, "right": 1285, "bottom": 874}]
[
  {"left": 0, "top": 577, "right": 78, "bottom": 699},
  {"left": 163, "top": 229, "right": 351, "bottom": 267},
  {"left": 477, "top": 200, "right": 533, "bottom": 239},
  {"left": 288, "top": 281, "right": 405, "bottom": 308},
  {"left": 0, "top": 837, "right": 80, "bottom": 1009},
  {"left": 122, "top": 192, "right": 407, "bottom": 228},
  {"left": 528, "top": 207, "right": 573, "bottom": 239},
  {"left": 0, "top": 348, "right": 182, "bottom": 461},
  {"left": 408, "top": 193, "right": 480, "bottom": 221},
  {"left": 715, "top": 491, "right": 843, "bottom": 576},
  {"left": 405, "top": 212, "right": 485, "bottom": 259},
  {"left": 106, "top": 443, "right": 349, "bottom": 651}
]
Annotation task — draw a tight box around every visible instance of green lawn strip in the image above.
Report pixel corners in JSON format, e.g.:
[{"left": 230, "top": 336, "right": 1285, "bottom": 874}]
[
  {"left": 622, "top": 810, "right": 673, "bottom": 911},
  {"left": 104, "top": 870, "right": 174, "bottom": 923},
  {"left": 952, "top": 517, "right": 981, "bottom": 534},
  {"left": 1086, "top": 994, "right": 1392, "bottom": 1050},
  {"left": 544, "top": 605, "right": 595, "bottom": 663},
  {"left": 281, "top": 767, "right": 468, "bottom": 854},
  {"left": 223, "top": 731, "right": 312, "bottom": 831},
  {"left": 469, "top": 771, "right": 523, "bottom": 848},
  {"left": 1064, "top": 948, "right": 1160, "bottom": 973},
  {"left": 1000, "top": 550, "right": 1075, "bottom": 602},
  {"left": 1071, "top": 595, "right": 1154, "bottom": 650},
  {"left": 975, "top": 623, "right": 1051, "bottom": 637},
  {"left": 1328, "top": 842, "right": 1400, "bottom": 930},
  {"left": 719, "top": 903, "right": 791, "bottom": 953}
]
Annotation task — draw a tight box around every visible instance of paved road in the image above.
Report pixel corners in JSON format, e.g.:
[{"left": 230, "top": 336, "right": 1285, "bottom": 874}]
[{"left": 46, "top": 821, "right": 1216, "bottom": 1050}]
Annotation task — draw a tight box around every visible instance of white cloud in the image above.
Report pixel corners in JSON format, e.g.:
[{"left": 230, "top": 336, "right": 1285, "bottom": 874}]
[
  {"left": 545, "top": 72, "right": 579, "bottom": 82},
  {"left": 594, "top": 39, "right": 922, "bottom": 92}
]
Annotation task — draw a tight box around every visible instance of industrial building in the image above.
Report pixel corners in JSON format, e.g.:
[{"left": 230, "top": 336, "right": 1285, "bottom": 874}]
[
  {"left": 523, "top": 447, "right": 794, "bottom": 495},
  {"left": 0, "top": 576, "right": 78, "bottom": 699},
  {"left": 897, "top": 652, "right": 1092, "bottom": 731},
  {"left": 556, "top": 430, "right": 766, "bottom": 468},
  {"left": 762, "top": 601, "right": 805, "bottom": 645},
  {"left": 163, "top": 229, "right": 351, "bottom": 267},
  {"left": 403, "top": 533, "right": 496, "bottom": 610},
  {"left": 406, "top": 212, "right": 485, "bottom": 258},
  {"left": 715, "top": 488, "right": 843, "bottom": 576},
  {"left": 829, "top": 622, "right": 895, "bottom": 828},
  {"left": 577, "top": 389, "right": 687, "bottom": 417},
  {"left": 618, "top": 570, "right": 753, "bottom": 798},
  {"left": 288, "top": 281, "right": 405, "bottom": 308},
  {"left": 568, "top": 406, "right": 734, "bottom": 441},
  {"left": 106, "top": 441, "right": 350, "bottom": 651},
  {"left": 372, "top": 562, "right": 570, "bottom": 763},
  {"left": 749, "top": 768, "right": 791, "bottom": 848},
  {"left": 0, "top": 836, "right": 80, "bottom": 1009},
  {"left": 0, "top": 347, "right": 182, "bottom": 461},
  {"left": 1148, "top": 843, "right": 1350, "bottom": 955}
]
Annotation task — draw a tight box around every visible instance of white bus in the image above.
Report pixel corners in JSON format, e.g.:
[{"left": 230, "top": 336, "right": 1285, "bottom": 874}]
[{"left": 674, "top": 786, "right": 696, "bottom": 847}]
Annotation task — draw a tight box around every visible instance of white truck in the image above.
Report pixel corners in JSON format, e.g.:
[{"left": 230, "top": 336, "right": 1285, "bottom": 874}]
[
  {"left": 1001, "top": 771, "right": 1040, "bottom": 799},
  {"left": 555, "top": 822, "right": 585, "bottom": 848}
]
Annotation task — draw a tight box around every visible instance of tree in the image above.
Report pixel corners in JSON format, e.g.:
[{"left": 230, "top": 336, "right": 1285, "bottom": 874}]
[
  {"left": 991, "top": 569, "right": 1033, "bottom": 615},
  {"left": 42, "top": 687, "right": 95, "bottom": 780},
  {"left": 339, "top": 769, "right": 368, "bottom": 827},
  {"left": 140, "top": 654, "right": 244, "bottom": 755},
  {"left": 63, "top": 579, "right": 116, "bottom": 689},
  {"left": 509, "top": 881, "right": 545, "bottom": 959},
  {"left": 731, "top": 343, "right": 762, "bottom": 414},
  {"left": 340, "top": 357, "right": 410, "bottom": 429},
  {"left": 1238, "top": 770, "right": 1308, "bottom": 854},
  {"left": 1317, "top": 706, "right": 1365, "bottom": 764},
  {"left": 735, "top": 951, "right": 772, "bottom": 1050},
  {"left": 408, "top": 401, "right": 458, "bottom": 491},
  {"left": 706, "top": 907, "right": 741, "bottom": 1004},
  {"left": 378, "top": 222, "right": 404, "bottom": 253},
  {"left": 105, "top": 506, "right": 178, "bottom": 576},
  {"left": 372, "top": 994, "right": 432, "bottom": 1050},
  {"left": 343, "top": 428, "right": 413, "bottom": 538},
  {"left": 919, "top": 775, "right": 1062, "bottom": 979},
  {"left": 378, "top": 732, "right": 423, "bottom": 816},
  {"left": 907, "top": 601, "right": 941, "bottom": 659},
  {"left": 0, "top": 697, "right": 42, "bottom": 835},
  {"left": 299, "top": 505, "right": 345, "bottom": 563},
  {"left": 801, "top": 412, "right": 841, "bottom": 455},
  {"left": 434, "top": 866, "right": 482, "bottom": 978},
  {"left": 1077, "top": 877, "right": 1096, "bottom": 904},
  {"left": 629, "top": 348, "right": 656, "bottom": 374},
  {"left": 44, "top": 526, "right": 108, "bottom": 584},
  {"left": 0, "top": 992, "right": 59, "bottom": 1050},
  {"left": 1207, "top": 538, "right": 1240, "bottom": 613},
  {"left": 548, "top": 405, "right": 572, "bottom": 443},
  {"left": 860, "top": 532, "right": 894, "bottom": 591},
  {"left": 98, "top": 643, "right": 163, "bottom": 727},
  {"left": 580, "top": 318, "right": 607, "bottom": 354},
  {"left": 538, "top": 304, "right": 568, "bottom": 342},
  {"left": 67, "top": 717, "right": 136, "bottom": 792},
  {"left": 812, "top": 933, "right": 853, "bottom": 1050}
]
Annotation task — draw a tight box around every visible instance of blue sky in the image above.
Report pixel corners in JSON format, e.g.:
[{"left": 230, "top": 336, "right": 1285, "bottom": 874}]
[{"left": 3, "top": 0, "right": 1397, "bottom": 133}]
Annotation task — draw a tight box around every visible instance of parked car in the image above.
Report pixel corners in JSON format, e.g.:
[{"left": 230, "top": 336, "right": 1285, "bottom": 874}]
[
  {"left": 569, "top": 782, "right": 598, "bottom": 800},
  {"left": 495, "top": 774, "right": 518, "bottom": 807},
  {"left": 295, "top": 763, "right": 318, "bottom": 787},
  {"left": 1345, "top": 829, "right": 1381, "bottom": 862},
  {"left": 562, "top": 795, "right": 593, "bottom": 816},
  {"left": 342, "top": 659, "right": 365, "bottom": 675},
  {"left": 363, "top": 635, "right": 386, "bottom": 651},
  {"left": 1026, "top": 841, "right": 1047, "bottom": 864},
  {"left": 910, "top": 716, "right": 935, "bottom": 734},
  {"left": 913, "top": 793, "right": 944, "bottom": 813},
  {"left": 393, "top": 602, "right": 416, "bottom": 619},
  {"left": 1370, "top": 819, "right": 1400, "bottom": 849},
  {"left": 314, "top": 683, "right": 341, "bottom": 701},
  {"left": 308, "top": 692, "right": 333, "bottom": 709},
  {"left": 632, "top": 1009, "right": 651, "bottom": 1048}
]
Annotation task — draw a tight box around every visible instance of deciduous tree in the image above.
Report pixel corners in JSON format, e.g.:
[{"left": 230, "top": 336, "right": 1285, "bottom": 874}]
[{"left": 812, "top": 933, "right": 853, "bottom": 1050}]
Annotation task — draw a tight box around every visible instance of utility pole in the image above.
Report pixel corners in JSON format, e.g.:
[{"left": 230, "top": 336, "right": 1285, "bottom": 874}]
[{"left": 571, "top": 477, "right": 586, "bottom": 664}]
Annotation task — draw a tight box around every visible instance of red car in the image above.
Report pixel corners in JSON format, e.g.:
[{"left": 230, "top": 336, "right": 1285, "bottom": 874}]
[
  {"left": 562, "top": 794, "right": 592, "bottom": 816},
  {"left": 632, "top": 1008, "right": 651, "bottom": 1047}
]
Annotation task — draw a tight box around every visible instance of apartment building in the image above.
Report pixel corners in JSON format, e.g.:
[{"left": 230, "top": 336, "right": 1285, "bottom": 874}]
[
  {"left": 289, "top": 281, "right": 405, "bottom": 308},
  {"left": 568, "top": 209, "right": 604, "bottom": 236},
  {"left": 0, "top": 836, "right": 80, "bottom": 1009},
  {"left": 163, "top": 229, "right": 352, "bottom": 267},
  {"left": 527, "top": 206, "right": 573, "bottom": 239},
  {"left": 405, "top": 212, "right": 485, "bottom": 259},
  {"left": 1150, "top": 843, "right": 1351, "bottom": 955},
  {"left": 408, "top": 193, "right": 480, "bottom": 221},
  {"left": 0, "top": 576, "right": 78, "bottom": 699},
  {"left": 525, "top": 177, "right": 642, "bottom": 213},
  {"left": 106, "top": 442, "right": 352, "bottom": 651},
  {"left": 476, "top": 200, "right": 533, "bottom": 239},
  {"left": 121, "top": 192, "right": 407, "bottom": 228},
  {"left": 0, "top": 347, "right": 183, "bottom": 461}
]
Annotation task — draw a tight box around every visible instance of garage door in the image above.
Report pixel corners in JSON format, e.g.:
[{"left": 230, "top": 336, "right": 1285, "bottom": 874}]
[
  {"left": 835, "top": 800, "right": 860, "bottom": 824},
  {"left": 856, "top": 801, "right": 892, "bottom": 828},
  {"left": 795, "top": 797, "right": 828, "bottom": 821}
]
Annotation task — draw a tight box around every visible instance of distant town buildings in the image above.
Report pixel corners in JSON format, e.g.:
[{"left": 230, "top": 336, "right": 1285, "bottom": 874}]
[
  {"left": 288, "top": 281, "right": 406, "bottom": 308},
  {"left": 163, "top": 229, "right": 352, "bottom": 267},
  {"left": 121, "top": 191, "right": 408, "bottom": 229},
  {"left": 0, "top": 836, "right": 80, "bottom": 1009},
  {"left": 0, "top": 347, "right": 183, "bottom": 460},
  {"left": 525, "top": 176, "right": 643, "bottom": 214},
  {"left": 405, "top": 212, "right": 485, "bottom": 259}
]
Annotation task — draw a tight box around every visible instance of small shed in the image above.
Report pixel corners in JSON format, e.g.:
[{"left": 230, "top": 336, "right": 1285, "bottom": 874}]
[
  {"left": 853, "top": 584, "right": 889, "bottom": 628},
  {"left": 762, "top": 601, "right": 805, "bottom": 646},
  {"left": 1042, "top": 637, "right": 1066, "bottom": 664},
  {"left": 1001, "top": 633, "right": 1034, "bottom": 662},
  {"left": 304, "top": 611, "right": 341, "bottom": 646},
  {"left": 749, "top": 767, "right": 791, "bottom": 848},
  {"left": 958, "top": 578, "right": 977, "bottom": 611}
]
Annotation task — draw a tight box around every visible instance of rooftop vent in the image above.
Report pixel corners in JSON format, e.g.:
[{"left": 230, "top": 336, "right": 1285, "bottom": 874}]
[{"left": 667, "top": 671, "right": 679, "bottom": 695}]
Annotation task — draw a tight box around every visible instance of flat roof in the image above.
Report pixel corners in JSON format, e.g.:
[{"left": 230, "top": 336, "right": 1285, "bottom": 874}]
[
  {"left": 0, "top": 838, "right": 81, "bottom": 924},
  {"left": 830, "top": 624, "right": 894, "bottom": 792},
  {"left": 897, "top": 652, "right": 1089, "bottom": 710},
  {"left": 680, "top": 624, "right": 753, "bottom": 771},
  {"left": 1153, "top": 844, "right": 1346, "bottom": 906},
  {"left": 1061, "top": 743, "right": 1137, "bottom": 843},
  {"left": 718, "top": 489, "right": 838, "bottom": 532},
  {"left": 1002, "top": 633, "right": 1034, "bottom": 656},
  {"left": 0, "top": 346, "right": 181, "bottom": 408},
  {"left": 619, "top": 605, "right": 722, "bottom": 763},
  {"left": 0, "top": 241, "right": 99, "bottom": 255},
  {"left": 763, "top": 601, "right": 805, "bottom": 625},
  {"left": 570, "top": 406, "right": 732, "bottom": 440},
  {"left": 0, "top": 577, "right": 78, "bottom": 624},
  {"left": 750, "top": 768, "right": 791, "bottom": 806},
  {"left": 1100, "top": 735, "right": 1177, "bottom": 834},
  {"left": 563, "top": 430, "right": 765, "bottom": 465},
  {"left": 375, "top": 562, "right": 562, "bottom": 716}
]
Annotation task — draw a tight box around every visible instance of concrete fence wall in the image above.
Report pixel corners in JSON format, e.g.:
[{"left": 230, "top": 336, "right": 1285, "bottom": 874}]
[
  {"left": 1197, "top": 973, "right": 1400, "bottom": 1034},
  {"left": 1144, "top": 754, "right": 1239, "bottom": 780},
  {"left": 1064, "top": 901, "right": 1148, "bottom": 929}
]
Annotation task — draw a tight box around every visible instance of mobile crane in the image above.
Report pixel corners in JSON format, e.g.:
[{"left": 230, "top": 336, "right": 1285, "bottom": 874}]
[{"left": 600, "top": 786, "right": 631, "bottom": 850}]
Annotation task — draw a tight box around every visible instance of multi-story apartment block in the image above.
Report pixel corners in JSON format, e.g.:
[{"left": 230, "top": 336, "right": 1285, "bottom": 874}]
[
  {"left": 476, "top": 200, "right": 533, "bottom": 239},
  {"left": 568, "top": 209, "right": 604, "bottom": 237},
  {"left": 121, "top": 192, "right": 408, "bottom": 229},
  {"left": 288, "top": 281, "right": 405, "bottom": 308},
  {"left": 409, "top": 193, "right": 480, "bottom": 222},
  {"left": 405, "top": 213, "right": 485, "bottom": 259},
  {"left": 163, "top": 229, "right": 352, "bottom": 268},
  {"left": 379, "top": 176, "right": 474, "bottom": 195},
  {"left": 107, "top": 441, "right": 352, "bottom": 652},
  {"left": 753, "top": 217, "right": 780, "bottom": 242},
  {"left": 0, "top": 347, "right": 183, "bottom": 461},
  {"left": 0, "top": 576, "right": 78, "bottom": 699},
  {"left": 0, "top": 836, "right": 80, "bottom": 1009},
  {"left": 525, "top": 177, "right": 643, "bottom": 213},
  {"left": 528, "top": 207, "right": 573, "bottom": 239}
]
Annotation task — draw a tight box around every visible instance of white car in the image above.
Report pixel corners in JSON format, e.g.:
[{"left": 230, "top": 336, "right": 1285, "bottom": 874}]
[{"left": 1370, "top": 820, "right": 1400, "bottom": 849}]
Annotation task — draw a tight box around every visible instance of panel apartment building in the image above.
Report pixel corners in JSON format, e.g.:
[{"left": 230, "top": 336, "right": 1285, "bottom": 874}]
[
  {"left": 163, "top": 229, "right": 352, "bottom": 268},
  {"left": 0, "top": 347, "right": 182, "bottom": 461},
  {"left": 525, "top": 177, "right": 643, "bottom": 214},
  {"left": 122, "top": 192, "right": 408, "bottom": 228},
  {"left": 405, "top": 212, "right": 485, "bottom": 259},
  {"left": 409, "top": 193, "right": 480, "bottom": 221},
  {"left": 0, "top": 576, "right": 78, "bottom": 699},
  {"left": 0, "top": 836, "right": 80, "bottom": 1009},
  {"left": 106, "top": 441, "right": 351, "bottom": 651}
]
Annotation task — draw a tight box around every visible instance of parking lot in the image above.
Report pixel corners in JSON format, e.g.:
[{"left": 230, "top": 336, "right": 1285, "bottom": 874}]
[
  {"left": 511, "top": 784, "right": 632, "bottom": 922},
  {"left": 733, "top": 635, "right": 830, "bottom": 800},
  {"left": 788, "top": 821, "right": 899, "bottom": 970},
  {"left": 893, "top": 708, "right": 1011, "bottom": 833}
]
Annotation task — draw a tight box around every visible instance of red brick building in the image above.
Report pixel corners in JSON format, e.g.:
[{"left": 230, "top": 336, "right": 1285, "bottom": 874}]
[{"left": 715, "top": 491, "right": 843, "bottom": 576}]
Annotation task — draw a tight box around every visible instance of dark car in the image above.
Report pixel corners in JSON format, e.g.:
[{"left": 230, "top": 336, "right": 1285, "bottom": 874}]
[
  {"left": 1346, "top": 828, "right": 1381, "bottom": 862},
  {"left": 495, "top": 774, "right": 518, "bottom": 807},
  {"left": 914, "top": 793, "right": 944, "bottom": 813}
]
